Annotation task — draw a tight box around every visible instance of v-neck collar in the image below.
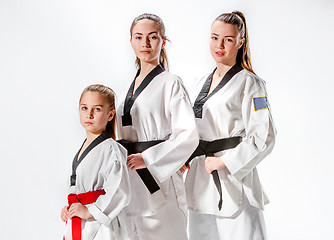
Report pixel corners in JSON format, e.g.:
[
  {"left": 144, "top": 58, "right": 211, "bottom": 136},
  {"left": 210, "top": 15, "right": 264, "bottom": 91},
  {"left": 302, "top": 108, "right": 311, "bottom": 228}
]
[
  {"left": 193, "top": 64, "right": 243, "bottom": 118},
  {"left": 122, "top": 64, "right": 165, "bottom": 126},
  {"left": 70, "top": 131, "right": 111, "bottom": 186}
]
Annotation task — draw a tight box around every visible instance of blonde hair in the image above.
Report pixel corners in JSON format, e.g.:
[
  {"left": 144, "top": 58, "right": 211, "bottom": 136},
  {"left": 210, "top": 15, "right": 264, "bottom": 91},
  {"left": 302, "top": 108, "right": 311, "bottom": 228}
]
[
  {"left": 80, "top": 84, "right": 116, "bottom": 140},
  {"left": 214, "top": 11, "right": 255, "bottom": 75},
  {"left": 130, "top": 13, "right": 169, "bottom": 71}
]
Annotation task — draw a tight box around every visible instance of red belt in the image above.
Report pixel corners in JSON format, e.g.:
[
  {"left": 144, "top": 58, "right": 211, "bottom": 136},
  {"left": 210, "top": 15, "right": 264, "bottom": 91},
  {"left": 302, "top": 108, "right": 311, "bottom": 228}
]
[{"left": 66, "top": 190, "right": 106, "bottom": 240}]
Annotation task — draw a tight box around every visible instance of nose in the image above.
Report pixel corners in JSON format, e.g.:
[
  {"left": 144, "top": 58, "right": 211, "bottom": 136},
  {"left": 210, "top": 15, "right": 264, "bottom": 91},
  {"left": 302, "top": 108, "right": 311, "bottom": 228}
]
[
  {"left": 144, "top": 37, "right": 151, "bottom": 47},
  {"left": 217, "top": 39, "right": 224, "bottom": 49},
  {"left": 87, "top": 109, "right": 94, "bottom": 119}
]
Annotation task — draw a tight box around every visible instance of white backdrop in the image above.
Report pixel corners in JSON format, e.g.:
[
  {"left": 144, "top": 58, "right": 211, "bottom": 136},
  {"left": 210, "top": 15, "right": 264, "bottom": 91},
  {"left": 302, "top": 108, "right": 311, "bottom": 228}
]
[{"left": 1, "top": 0, "right": 333, "bottom": 239}]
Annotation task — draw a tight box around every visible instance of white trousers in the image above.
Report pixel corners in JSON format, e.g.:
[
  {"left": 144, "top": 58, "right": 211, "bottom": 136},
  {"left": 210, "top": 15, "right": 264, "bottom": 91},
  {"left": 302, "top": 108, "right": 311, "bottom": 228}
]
[
  {"left": 127, "top": 182, "right": 188, "bottom": 240},
  {"left": 189, "top": 195, "right": 267, "bottom": 240},
  {"left": 64, "top": 220, "right": 117, "bottom": 240}
]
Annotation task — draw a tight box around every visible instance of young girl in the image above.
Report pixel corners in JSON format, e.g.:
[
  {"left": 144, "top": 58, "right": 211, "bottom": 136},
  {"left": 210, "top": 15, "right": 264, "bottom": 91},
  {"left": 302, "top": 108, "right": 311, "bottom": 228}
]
[
  {"left": 116, "top": 13, "right": 198, "bottom": 240},
  {"left": 184, "top": 11, "right": 276, "bottom": 239},
  {"left": 61, "top": 84, "right": 131, "bottom": 240}
]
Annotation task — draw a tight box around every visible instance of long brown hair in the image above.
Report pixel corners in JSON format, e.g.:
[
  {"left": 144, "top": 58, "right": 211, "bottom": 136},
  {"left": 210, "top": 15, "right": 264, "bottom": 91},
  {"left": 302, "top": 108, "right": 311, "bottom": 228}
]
[
  {"left": 214, "top": 11, "right": 255, "bottom": 75},
  {"left": 80, "top": 84, "right": 116, "bottom": 140},
  {"left": 130, "top": 13, "right": 169, "bottom": 71}
]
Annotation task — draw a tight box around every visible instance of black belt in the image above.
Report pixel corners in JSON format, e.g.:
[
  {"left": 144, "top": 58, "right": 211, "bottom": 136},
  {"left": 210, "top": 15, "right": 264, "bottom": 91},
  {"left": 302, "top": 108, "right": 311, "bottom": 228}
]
[
  {"left": 117, "top": 139, "right": 164, "bottom": 194},
  {"left": 186, "top": 136, "right": 242, "bottom": 210}
]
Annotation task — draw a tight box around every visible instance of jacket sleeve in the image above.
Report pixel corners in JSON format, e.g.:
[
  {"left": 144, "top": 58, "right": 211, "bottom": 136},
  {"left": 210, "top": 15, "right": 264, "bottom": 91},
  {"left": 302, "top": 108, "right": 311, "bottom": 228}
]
[
  {"left": 222, "top": 75, "right": 276, "bottom": 182},
  {"left": 142, "top": 77, "right": 199, "bottom": 182},
  {"left": 86, "top": 144, "right": 130, "bottom": 226}
]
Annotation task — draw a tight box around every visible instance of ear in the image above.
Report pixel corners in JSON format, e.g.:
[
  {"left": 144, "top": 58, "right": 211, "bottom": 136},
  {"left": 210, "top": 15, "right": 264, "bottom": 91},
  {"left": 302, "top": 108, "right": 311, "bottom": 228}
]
[
  {"left": 161, "top": 38, "right": 167, "bottom": 49},
  {"left": 108, "top": 109, "right": 115, "bottom": 121},
  {"left": 238, "top": 38, "right": 245, "bottom": 49}
]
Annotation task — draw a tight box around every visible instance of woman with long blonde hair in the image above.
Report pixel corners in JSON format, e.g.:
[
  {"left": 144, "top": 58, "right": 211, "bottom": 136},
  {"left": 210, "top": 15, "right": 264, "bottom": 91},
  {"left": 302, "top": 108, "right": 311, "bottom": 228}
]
[{"left": 184, "top": 11, "right": 276, "bottom": 240}]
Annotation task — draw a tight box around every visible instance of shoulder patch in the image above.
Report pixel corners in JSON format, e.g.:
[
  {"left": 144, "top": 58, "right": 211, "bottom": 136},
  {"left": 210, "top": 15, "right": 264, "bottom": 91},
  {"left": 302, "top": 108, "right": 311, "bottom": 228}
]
[{"left": 253, "top": 96, "right": 268, "bottom": 111}]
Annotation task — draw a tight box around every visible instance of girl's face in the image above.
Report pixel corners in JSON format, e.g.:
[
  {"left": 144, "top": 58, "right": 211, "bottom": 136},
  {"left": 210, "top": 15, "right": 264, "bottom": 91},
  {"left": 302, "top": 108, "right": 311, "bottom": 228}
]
[
  {"left": 79, "top": 91, "right": 114, "bottom": 136},
  {"left": 210, "top": 21, "right": 244, "bottom": 66},
  {"left": 130, "top": 19, "right": 166, "bottom": 66}
]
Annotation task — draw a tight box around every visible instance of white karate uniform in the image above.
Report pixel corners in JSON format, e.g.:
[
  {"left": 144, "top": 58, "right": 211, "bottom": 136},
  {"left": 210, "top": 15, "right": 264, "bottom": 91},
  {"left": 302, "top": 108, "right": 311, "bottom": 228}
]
[
  {"left": 117, "top": 71, "right": 198, "bottom": 240},
  {"left": 64, "top": 136, "right": 131, "bottom": 240},
  {"left": 185, "top": 69, "right": 276, "bottom": 240}
]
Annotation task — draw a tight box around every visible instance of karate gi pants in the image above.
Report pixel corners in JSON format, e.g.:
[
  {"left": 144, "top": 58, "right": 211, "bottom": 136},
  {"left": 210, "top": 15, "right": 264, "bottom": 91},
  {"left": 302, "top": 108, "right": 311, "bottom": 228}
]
[
  {"left": 189, "top": 194, "right": 267, "bottom": 240},
  {"left": 127, "top": 181, "right": 188, "bottom": 240}
]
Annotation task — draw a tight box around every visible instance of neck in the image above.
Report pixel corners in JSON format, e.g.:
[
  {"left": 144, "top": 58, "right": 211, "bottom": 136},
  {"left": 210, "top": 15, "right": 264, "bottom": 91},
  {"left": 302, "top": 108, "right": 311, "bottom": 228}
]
[
  {"left": 85, "top": 131, "right": 101, "bottom": 143},
  {"left": 139, "top": 61, "right": 159, "bottom": 77},
  {"left": 215, "top": 62, "right": 235, "bottom": 78}
]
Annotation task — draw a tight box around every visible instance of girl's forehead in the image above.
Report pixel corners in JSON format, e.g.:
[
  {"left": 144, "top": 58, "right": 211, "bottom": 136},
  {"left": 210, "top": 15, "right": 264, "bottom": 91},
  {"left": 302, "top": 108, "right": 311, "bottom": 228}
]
[
  {"left": 132, "top": 19, "right": 160, "bottom": 33},
  {"left": 211, "top": 21, "right": 239, "bottom": 35},
  {"left": 81, "top": 91, "right": 107, "bottom": 103}
]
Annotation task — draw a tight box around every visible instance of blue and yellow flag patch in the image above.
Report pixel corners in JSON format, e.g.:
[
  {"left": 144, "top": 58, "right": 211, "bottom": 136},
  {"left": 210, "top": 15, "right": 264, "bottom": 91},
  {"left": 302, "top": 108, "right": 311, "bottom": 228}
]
[{"left": 253, "top": 97, "right": 268, "bottom": 111}]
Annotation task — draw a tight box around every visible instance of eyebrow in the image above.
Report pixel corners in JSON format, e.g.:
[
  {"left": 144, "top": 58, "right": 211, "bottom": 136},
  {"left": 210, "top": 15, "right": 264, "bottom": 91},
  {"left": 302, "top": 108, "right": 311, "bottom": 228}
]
[
  {"left": 80, "top": 104, "right": 104, "bottom": 107},
  {"left": 211, "top": 33, "right": 236, "bottom": 38},
  {"left": 133, "top": 31, "right": 158, "bottom": 35}
]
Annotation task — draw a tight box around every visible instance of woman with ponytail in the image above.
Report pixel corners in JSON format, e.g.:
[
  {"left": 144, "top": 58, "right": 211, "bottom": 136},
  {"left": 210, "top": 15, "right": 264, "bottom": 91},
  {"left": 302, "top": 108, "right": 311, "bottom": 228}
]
[
  {"left": 116, "top": 13, "right": 198, "bottom": 240},
  {"left": 184, "top": 11, "right": 276, "bottom": 239}
]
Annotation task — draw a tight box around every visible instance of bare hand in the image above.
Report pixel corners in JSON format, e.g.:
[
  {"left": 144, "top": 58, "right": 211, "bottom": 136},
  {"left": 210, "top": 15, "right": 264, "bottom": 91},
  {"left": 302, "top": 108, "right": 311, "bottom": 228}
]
[
  {"left": 127, "top": 153, "right": 146, "bottom": 170},
  {"left": 204, "top": 156, "right": 226, "bottom": 174},
  {"left": 179, "top": 164, "right": 190, "bottom": 173},
  {"left": 61, "top": 206, "right": 69, "bottom": 222},
  {"left": 68, "top": 203, "right": 92, "bottom": 220}
]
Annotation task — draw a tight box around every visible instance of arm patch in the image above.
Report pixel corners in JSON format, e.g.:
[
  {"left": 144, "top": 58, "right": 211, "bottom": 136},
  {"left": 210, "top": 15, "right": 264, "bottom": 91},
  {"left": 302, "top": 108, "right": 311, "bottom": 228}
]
[{"left": 253, "top": 97, "right": 268, "bottom": 111}]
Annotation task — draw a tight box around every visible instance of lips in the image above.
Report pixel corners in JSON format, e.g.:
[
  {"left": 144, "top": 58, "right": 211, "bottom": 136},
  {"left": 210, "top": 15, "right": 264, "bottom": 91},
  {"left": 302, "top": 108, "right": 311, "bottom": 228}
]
[
  {"left": 215, "top": 51, "right": 224, "bottom": 56},
  {"left": 85, "top": 122, "right": 93, "bottom": 125}
]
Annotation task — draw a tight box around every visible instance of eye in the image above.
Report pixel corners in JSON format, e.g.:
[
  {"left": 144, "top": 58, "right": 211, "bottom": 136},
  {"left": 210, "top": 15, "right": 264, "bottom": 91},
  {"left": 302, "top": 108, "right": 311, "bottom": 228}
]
[
  {"left": 135, "top": 36, "right": 142, "bottom": 40},
  {"left": 81, "top": 106, "right": 88, "bottom": 111},
  {"left": 94, "top": 107, "right": 101, "bottom": 112},
  {"left": 211, "top": 36, "right": 218, "bottom": 40},
  {"left": 225, "top": 38, "right": 234, "bottom": 42},
  {"left": 150, "top": 35, "right": 157, "bottom": 40}
]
